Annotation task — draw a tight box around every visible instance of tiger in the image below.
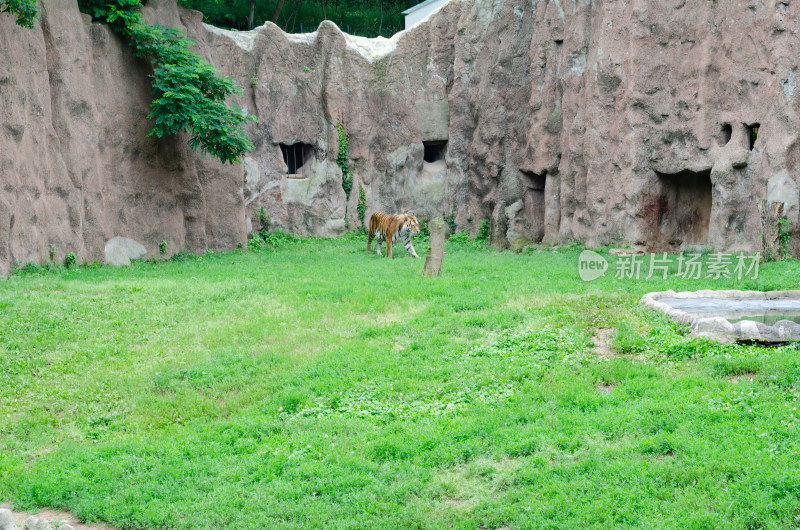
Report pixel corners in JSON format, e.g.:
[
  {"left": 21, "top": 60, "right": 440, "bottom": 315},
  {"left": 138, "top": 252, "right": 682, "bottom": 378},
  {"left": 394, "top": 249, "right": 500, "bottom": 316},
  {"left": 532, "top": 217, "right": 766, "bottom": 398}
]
[{"left": 366, "top": 211, "right": 421, "bottom": 259}]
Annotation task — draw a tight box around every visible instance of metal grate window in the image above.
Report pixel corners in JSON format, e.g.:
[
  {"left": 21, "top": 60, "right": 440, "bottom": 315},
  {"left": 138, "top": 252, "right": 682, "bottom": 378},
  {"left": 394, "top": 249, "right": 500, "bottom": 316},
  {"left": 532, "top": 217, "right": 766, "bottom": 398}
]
[{"left": 280, "top": 144, "right": 306, "bottom": 174}]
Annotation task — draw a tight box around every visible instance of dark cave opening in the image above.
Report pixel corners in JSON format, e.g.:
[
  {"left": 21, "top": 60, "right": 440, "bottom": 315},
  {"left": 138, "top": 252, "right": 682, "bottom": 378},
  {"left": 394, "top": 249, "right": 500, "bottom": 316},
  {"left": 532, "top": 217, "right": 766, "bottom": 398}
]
[
  {"left": 748, "top": 123, "right": 760, "bottom": 150},
  {"left": 423, "top": 141, "right": 447, "bottom": 163},
  {"left": 521, "top": 170, "right": 546, "bottom": 243},
  {"left": 718, "top": 123, "right": 732, "bottom": 146},
  {"left": 652, "top": 168, "right": 713, "bottom": 247}
]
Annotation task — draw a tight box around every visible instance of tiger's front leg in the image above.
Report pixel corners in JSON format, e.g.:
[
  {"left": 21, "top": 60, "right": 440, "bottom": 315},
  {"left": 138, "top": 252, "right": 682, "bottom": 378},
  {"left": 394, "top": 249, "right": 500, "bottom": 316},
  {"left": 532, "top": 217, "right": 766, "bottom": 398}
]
[
  {"left": 386, "top": 238, "right": 393, "bottom": 259},
  {"left": 403, "top": 235, "right": 418, "bottom": 258}
]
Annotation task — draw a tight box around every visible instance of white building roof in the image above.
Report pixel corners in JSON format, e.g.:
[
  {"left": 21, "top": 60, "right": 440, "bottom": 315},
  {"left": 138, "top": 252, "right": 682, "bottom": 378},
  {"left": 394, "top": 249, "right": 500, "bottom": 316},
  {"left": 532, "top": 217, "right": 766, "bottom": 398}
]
[{"left": 402, "top": 0, "right": 446, "bottom": 16}]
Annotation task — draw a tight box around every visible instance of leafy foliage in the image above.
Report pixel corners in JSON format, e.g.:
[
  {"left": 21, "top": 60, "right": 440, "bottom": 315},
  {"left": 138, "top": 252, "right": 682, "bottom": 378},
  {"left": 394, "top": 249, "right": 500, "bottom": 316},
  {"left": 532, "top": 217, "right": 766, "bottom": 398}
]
[
  {"left": 357, "top": 184, "right": 367, "bottom": 231},
  {"left": 64, "top": 252, "right": 77, "bottom": 269},
  {"left": 249, "top": 228, "right": 300, "bottom": 251},
  {"left": 476, "top": 218, "right": 491, "bottom": 242},
  {"left": 336, "top": 118, "right": 352, "bottom": 201},
  {"left": 448, "top": 220, "right": 491, "bottom": 248},
  {"left": 248, "top": 206, "right": 301, "bottom": 251},
  {"left": 78, "top": 0, "right": 255, "bottom": 164},
  {"left": 779, "top": 217, "right": 791, "bottom": 258},
  {"left": 417, "top": 219, "right": 429, "bottom": 238},
  {"left": 0, "top": 0, "right": 37, "bottom": 28}
]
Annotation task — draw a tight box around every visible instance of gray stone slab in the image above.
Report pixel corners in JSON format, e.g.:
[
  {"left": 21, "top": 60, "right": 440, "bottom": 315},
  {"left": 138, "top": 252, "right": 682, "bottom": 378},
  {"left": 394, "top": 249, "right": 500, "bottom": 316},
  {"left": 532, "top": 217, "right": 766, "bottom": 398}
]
[{"left": 641, "top": 290, "right": 800, "bottom": 343}]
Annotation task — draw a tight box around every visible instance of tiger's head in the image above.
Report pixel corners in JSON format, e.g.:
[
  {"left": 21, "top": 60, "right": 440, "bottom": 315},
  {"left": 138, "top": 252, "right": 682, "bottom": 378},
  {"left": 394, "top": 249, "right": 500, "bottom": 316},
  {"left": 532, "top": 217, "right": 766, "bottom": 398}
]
[{"left": 402, "top": 214, "right": 421, "bottom": 236}]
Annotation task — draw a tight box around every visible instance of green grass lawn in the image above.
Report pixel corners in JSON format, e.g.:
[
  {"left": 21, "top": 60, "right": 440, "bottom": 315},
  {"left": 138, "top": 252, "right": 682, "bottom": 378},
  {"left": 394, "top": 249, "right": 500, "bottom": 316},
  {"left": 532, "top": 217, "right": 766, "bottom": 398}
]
[{"left": 2, "top": 234, "right": 800, "bottom": 529}]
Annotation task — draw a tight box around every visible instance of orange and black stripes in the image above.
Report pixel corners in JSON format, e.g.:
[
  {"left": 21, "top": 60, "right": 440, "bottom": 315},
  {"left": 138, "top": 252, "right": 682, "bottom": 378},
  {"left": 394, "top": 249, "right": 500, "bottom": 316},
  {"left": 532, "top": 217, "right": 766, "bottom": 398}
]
[{"left": 366, "top": 211, "right": 421, "bottom": 259}]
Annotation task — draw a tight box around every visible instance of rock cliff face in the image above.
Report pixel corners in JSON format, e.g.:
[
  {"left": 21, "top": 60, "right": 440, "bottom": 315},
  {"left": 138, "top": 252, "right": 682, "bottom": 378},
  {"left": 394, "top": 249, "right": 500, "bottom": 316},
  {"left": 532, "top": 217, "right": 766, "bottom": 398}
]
[
  {"left": 2, "top": 0, "right": 799, "bottom": 275},
  {"left": 0, "top": 0, "right": 244, "bottom": 277}
]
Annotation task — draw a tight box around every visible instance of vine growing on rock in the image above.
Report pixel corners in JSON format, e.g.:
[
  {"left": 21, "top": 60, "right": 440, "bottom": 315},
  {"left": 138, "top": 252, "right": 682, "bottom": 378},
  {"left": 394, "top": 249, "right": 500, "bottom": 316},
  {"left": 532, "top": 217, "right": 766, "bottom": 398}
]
[
  {"left": 78, "top": 0, "right": 255, "bottom": 164},
  {"left": 0, "top": 0, "right": 38, "bottom": 28},
  {"left": 336, "top": 118, "right": 352, "bottom": 201},
  {"left": 357, "top": 185, "right": 367, "bottom": 232},
  {"left": 336, "top": 117, "right": 355, "bottom": 228}
]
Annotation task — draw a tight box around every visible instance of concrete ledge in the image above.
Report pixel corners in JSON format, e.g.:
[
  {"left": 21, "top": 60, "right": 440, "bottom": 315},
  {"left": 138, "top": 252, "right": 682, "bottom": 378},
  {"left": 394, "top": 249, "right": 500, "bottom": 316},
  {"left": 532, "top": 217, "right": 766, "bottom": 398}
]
[{"left": 640, "top": 290, "right": 800, "bottom": 343}]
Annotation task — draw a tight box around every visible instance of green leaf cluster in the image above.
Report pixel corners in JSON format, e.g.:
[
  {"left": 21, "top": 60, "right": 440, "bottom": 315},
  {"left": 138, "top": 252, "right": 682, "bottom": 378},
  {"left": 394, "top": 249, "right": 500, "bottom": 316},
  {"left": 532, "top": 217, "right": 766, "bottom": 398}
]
[
  {"left": 79, "top": 0, "right": 256, "bottom": 164},
  {"left": 476, "top": 218, "right": 491, "bottom": 242},
  {"left": 336, "top": 118, "right": 352, "bottom": 200},
  {"left": 778, "top": 217, "right": 792, "bottom": 259},
  {"left": 357, "top": 184, "right": 367, "bottom": 230},
  {"left": 0, "top": 0, "right": 38, "bottom": 28}
]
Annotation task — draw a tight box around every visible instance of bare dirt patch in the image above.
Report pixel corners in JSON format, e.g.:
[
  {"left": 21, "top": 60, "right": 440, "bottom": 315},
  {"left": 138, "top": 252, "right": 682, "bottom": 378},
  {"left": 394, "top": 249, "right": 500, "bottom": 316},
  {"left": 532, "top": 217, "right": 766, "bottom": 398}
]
[
  {"left": 597, "top": 382, "right": 615, "bottom": 394},
  {"left": 729, "top": 373, "right": 758, "bottom": 383},
  {"left": 592, "top": 328, "right": 617, "bottom": 358}
]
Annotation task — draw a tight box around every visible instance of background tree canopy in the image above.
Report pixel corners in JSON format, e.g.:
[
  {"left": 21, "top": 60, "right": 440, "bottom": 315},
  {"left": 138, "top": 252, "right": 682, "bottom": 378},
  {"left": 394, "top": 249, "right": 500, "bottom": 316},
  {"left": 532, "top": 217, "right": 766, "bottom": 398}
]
[{"left": 177, "top": 0, "right": 419, "bottom": 37}]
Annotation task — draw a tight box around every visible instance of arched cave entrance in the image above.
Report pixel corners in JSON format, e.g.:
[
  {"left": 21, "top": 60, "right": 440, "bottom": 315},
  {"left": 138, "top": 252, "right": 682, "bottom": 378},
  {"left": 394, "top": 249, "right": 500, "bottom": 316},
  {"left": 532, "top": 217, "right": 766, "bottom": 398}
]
[{"left": 521, "top": 170, "right": 546, "bottom": 243}]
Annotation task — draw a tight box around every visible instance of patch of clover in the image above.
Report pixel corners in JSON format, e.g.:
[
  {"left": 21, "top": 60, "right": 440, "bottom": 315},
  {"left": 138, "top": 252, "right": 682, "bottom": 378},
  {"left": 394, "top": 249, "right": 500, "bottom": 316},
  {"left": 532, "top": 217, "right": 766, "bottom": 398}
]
[
  {"left": 703, "top": 389, "right": 761, "bottom": 414},
  {"left": 282, "top": 326, "right": 595, "bottom": 421}
]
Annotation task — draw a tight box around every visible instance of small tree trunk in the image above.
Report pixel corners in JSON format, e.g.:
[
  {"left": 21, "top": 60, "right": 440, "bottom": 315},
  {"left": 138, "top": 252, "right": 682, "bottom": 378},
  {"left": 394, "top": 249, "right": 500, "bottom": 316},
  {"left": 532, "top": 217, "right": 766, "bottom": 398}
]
[
  {"left": 320, "top": 0, "right": 327, "bottom": 20},
  {"left": 759, "top": 199, "right": 784, "bottom": 261},
  {"left": 247, "top": 0, "right": 256, "bottom": 29},
  {"left": 424, "top": 217, "right": 445, "bottom": 277},
  {"left": 270, "top": 0, "right": 286, "bottom": 23}
]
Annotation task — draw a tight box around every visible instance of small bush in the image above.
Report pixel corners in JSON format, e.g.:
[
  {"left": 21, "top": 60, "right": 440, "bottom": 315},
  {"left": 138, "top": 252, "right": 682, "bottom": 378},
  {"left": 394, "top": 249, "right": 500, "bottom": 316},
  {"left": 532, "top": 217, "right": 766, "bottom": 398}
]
[
  {"left": 248, "top": 228, "right": 300, "bottom": 252},
  {"left": 13, "top": 261, "right": 43, "bottom": 275},
  {"left": 64, "top": 252, "right": 77, "bottom": 269},
  {"left": 159, "top": 240, "right": 168, "bottom": 255},
  {"left": 248, "top": 234, "right": 266, "bottom": 251},
  {"left": 263, "top": 229, "right": 300, "bottom": 248},
  {"left": 448, "top": 231, "right": 472, "bottom": 244},
  {"left": 476, "top": 218, "right": 491, "bottom": 242}
]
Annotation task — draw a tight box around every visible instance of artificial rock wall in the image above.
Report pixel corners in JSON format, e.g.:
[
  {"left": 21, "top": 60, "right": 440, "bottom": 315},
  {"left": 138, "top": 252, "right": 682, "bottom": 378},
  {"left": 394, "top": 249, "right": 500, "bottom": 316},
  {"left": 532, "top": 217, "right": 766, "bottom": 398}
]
[{"left": 2, "top": 0, "right": 800, "bottom": 275}]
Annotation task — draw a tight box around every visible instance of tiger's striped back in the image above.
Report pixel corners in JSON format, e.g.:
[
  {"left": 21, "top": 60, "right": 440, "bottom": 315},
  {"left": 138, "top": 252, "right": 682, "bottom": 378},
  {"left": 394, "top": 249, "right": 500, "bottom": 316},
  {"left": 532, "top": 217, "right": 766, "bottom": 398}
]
[{"left": 366, "top": 211, "right": 421, "bottom": 259}]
